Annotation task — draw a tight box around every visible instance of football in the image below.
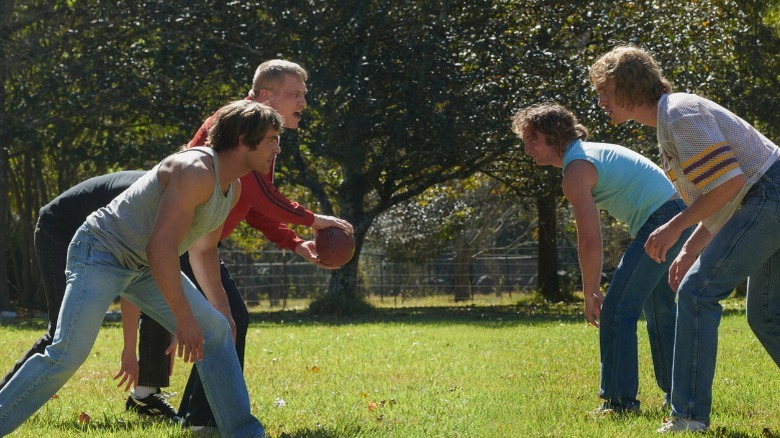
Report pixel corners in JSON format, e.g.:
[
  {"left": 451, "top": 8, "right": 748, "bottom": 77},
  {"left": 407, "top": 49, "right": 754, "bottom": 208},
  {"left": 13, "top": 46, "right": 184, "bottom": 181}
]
[{"left": 315, "top": 227, "right": 355, "bottom": 267}]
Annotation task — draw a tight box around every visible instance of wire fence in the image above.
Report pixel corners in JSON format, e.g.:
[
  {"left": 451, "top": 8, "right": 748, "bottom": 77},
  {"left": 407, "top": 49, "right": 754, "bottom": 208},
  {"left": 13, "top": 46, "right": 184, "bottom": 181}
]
[{"left": 220, "top": 247, "right": 582, "bottom": 307}]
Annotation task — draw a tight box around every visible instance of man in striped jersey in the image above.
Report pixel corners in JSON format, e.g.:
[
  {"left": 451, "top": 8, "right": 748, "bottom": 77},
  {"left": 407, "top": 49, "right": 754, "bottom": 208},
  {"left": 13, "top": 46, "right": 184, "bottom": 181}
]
[{"left": 590, "top": 45, "right": 780, "bottom": 433}]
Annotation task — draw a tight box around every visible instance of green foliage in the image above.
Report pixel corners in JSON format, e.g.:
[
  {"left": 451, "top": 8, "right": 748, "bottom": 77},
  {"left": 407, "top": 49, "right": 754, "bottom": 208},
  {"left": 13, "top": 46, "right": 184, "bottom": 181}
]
[
  {"left": 367, "top": 175, "right": 519, "bottom": 262},
  {"left": 3, "top": 0, "right": 780, "bottom": 312}
]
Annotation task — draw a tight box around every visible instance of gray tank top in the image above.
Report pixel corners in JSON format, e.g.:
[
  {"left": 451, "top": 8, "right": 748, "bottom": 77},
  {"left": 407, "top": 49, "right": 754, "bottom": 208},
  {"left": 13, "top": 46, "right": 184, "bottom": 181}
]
[{"left": 86, "top": 147, "right": 234, "bottom": 269}]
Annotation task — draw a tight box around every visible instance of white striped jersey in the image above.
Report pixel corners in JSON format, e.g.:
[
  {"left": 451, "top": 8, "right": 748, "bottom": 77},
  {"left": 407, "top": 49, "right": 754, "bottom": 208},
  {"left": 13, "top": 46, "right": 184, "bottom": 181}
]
[{"left": 656, "top": 93, "right": 780, "bottom": 233}]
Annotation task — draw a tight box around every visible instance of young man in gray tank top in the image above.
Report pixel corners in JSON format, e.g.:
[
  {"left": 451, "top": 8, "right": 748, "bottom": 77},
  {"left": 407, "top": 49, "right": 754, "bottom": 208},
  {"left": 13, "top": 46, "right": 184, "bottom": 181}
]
[{"left": 0, "top": 99, "right": 283, "bottom": 438}]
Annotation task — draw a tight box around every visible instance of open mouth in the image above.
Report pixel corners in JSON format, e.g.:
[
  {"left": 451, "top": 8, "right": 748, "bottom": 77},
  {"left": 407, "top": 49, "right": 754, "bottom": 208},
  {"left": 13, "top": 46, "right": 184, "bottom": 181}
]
[{"left": 293, "top": 111, "right": 302, "bottom": 120}]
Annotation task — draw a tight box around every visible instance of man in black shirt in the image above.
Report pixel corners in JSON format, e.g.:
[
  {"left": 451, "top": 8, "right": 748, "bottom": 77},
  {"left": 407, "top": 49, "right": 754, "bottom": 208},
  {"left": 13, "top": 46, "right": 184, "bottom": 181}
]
[{"left": 0, "top": 170, "right": 177, "bottom": 419}]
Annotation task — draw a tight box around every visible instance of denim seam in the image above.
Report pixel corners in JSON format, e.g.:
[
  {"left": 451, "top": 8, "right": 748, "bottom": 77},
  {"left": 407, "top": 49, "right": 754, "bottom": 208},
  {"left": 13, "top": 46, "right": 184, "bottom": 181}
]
[
  {"left": 679, "top": 187, "right": 766, "bottom": 423},
  {"left": 0, "top": 240, "right": 87, "bottom": 425}
]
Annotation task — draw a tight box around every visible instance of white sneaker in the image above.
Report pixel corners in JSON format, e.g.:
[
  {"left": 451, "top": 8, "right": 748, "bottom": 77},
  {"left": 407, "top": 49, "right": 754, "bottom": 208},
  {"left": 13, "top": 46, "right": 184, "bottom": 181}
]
[{"left": 657, "top": 418, "right": 708, "bottom": 433}]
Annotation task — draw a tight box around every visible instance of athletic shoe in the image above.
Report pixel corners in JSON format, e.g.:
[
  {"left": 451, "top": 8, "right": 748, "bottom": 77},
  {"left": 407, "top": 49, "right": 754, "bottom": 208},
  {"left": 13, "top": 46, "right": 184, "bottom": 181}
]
[
  {"left": 126, "top": 390, "right": 179, "bottom": 419},
  {"left": 657, "top": 418, "right": 708, "bottom": 433}
]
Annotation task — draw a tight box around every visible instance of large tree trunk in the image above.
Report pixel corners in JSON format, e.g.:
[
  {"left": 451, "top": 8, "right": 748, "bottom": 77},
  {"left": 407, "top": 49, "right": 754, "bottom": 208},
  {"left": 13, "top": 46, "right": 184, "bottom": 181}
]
[
  {"left": 537, "top": 194, "right": 564, "bottom": 302},
  {"left": 453, "top": 235, "right": 473, "bottom": 302},
  {"left": 309, "top": 245, "right": 370, "bottom": 316},
  {"left": 308, "top": 209, "right": 372, "bottom": 316},
  {"left": 0, "top": 0, "right": 12, "bottom": 311},
  {"left": 0, "top": 140, "right": 9, "bottom": 312}
]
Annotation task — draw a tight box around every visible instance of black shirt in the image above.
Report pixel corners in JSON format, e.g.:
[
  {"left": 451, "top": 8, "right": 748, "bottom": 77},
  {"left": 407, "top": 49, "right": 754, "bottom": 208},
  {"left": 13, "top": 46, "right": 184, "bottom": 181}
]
[{"left": 37, "top": 170, "right": 146, "bottom": 239}]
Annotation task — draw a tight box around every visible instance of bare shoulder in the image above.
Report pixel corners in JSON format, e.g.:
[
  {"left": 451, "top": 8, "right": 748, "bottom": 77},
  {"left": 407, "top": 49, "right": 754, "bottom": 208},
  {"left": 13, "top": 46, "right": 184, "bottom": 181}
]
[
  {"left": 158, "top": 150, "right": 215, "bottom": 204},
  {"left": 562, "top": 160, "right": 597, "bottom": 202}
]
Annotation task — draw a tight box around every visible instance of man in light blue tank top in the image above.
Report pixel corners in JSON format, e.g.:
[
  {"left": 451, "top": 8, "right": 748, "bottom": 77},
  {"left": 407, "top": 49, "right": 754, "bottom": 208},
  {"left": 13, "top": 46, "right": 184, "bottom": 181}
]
[
  {"left": 0, "top": 99, "right": 284, "bottom": 438},
  {"left": 511, "top": 102, "right": 693, "bottom": 415}
]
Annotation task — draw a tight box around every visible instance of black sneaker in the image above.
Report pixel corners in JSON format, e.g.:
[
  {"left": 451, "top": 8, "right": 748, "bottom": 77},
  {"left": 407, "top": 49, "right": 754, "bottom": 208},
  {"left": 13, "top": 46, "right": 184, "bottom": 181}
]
[{"left": 126, "top": 390, "right": 179, "bottom": 419}]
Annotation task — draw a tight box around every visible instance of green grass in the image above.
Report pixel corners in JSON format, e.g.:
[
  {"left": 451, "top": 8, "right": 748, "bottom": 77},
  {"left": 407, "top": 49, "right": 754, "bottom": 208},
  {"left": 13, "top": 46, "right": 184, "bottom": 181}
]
[{"left": 0, "top": 295, "right": 778, "bottom": 437}]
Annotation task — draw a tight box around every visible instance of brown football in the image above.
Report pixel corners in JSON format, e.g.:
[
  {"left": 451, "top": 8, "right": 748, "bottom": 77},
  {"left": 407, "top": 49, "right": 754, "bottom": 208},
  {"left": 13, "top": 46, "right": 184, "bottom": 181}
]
[{"left": 315, "top": 227, "right": 355, "bottom": 267}]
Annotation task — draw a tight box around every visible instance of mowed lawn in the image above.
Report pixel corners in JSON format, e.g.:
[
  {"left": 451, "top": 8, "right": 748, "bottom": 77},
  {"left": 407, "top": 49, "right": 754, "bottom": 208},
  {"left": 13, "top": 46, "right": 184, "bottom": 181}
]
[{"left": 0, "top": 295, "right": 777, "bottom": 437}]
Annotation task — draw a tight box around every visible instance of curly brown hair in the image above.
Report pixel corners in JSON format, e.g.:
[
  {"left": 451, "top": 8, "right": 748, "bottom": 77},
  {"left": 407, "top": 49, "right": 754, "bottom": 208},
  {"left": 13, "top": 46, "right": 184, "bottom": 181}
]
[{"left": 511, "top": 102, "right": 588, "bottom": 154}]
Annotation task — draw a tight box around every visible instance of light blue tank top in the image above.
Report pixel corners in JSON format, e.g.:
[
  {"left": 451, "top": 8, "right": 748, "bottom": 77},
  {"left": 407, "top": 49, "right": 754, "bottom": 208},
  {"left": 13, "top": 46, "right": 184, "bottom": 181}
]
[
  {"left": 562, "top": 140, "right": 676, "bottom": 237},
  {"left": 86, "top": 147, "right": 234, "bottom": 269}
]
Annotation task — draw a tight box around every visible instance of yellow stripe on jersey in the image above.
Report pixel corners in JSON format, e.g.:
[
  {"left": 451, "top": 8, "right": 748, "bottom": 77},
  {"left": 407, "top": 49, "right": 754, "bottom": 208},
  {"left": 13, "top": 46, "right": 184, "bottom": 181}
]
[
  {"left": 680, "top": 141, "right": 728, "bottom": 170},
  {"left": 685, "top": 152, "right": 736, "bottom": 181},
  {"left": 692, "top": 160, "right": 741, "bottom": 189}
]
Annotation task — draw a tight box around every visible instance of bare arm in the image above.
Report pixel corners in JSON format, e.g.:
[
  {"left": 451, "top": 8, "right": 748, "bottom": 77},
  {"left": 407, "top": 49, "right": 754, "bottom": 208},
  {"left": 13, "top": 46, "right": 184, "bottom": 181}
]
[
  {"left": 668, "top": 223, "right": 712, "bottom": 291},
  {"left": 146, "top": 157, "right": 214, "bottom": 363},
  {"left": 188, "top": 225, "right": 236, "bottom": 341},
  {"left": 114, "top": 298, "right": 140, "bottom": 391},
  {"left": 186, "top": 179, "right": 241, "bottom": 341},
  {"left": 562, "top": 161, "right": 603, "bottom": 328},
  {"left": 645, "top": 174, "right": 745, "bottom": 262}
]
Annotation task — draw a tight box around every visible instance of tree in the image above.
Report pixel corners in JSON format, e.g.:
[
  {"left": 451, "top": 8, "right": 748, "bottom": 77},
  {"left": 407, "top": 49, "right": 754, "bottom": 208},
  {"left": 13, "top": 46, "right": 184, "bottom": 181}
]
[
  {"left": 368, "top": 175, "right": 536, "bottom": 301},
  {"left": 257, "top": 1, "right": 522, "bottom": 314},
  {"left": 488, "top": 0, "right": 780, "bottom": 301},
  {"left": 0, "top": 0, "right": 276, "bottom": 309},
  {"left": 4, "top": 0, "right": 780, "bottom": 313}
]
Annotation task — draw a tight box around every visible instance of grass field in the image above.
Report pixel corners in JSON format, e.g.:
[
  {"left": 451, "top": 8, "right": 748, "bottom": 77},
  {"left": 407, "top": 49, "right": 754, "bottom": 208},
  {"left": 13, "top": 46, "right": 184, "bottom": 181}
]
[{"left": 0, "top": 294, "right": 777, "bottom": 437}]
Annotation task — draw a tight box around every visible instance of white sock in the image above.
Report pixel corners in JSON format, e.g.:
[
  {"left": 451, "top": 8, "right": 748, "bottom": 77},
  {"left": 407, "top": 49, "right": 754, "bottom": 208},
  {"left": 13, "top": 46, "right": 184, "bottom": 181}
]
[{"left": 131, "top": 386, "right": 157, "bottom": 398}]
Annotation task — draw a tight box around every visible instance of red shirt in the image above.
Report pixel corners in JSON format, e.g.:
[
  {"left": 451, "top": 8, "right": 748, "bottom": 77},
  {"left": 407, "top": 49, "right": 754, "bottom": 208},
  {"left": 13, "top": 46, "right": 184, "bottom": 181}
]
[{"left": 187, "top": 103, "right": 315, "bottom": 251}]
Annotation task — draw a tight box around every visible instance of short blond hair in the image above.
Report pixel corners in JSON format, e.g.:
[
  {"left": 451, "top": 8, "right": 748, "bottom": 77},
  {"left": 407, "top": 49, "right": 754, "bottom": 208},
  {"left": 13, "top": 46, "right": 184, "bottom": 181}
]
[
  {"left": 589, "top": 45, "right": 672, "bottom": 109},
  {"left": 249, "top": 59, "right": 308, "bottom": 98}
]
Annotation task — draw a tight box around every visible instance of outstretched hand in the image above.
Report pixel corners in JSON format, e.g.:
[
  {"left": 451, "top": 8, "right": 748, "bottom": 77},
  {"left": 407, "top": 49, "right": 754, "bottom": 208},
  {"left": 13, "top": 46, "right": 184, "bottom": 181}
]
[
  {"left": 167, "top": 335, "right": 177, "bottom": 376},
  {"left": 295, "top": 240, "right": 341, "bottom": 270},
  {"left": 584, "top": 289, "right": 604, "bottom": 328},
  {"left": 167, "top": 316, "right": 204, "bottom": 363},
  {"left": 114, "top": 349, "right": 139, "bottom": 391}
]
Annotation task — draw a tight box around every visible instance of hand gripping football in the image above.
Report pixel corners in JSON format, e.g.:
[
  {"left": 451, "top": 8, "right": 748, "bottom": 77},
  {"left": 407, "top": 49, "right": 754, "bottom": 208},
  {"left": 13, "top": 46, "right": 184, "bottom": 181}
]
[{"left": 314, "top": 227, "right": 355, "bottom": 267}]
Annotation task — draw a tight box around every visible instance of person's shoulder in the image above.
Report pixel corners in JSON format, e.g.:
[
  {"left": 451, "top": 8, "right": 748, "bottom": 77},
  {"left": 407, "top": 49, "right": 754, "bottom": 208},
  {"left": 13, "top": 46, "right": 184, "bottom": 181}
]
[
  {"left": 162, "top": 149, "right": 216, "bottom": 192},
  {"left": 659, "top": 93, "right": 710, "bottom": 127},
  {"left": 664, "top": 92, "right": 706, "bottom": 112}
]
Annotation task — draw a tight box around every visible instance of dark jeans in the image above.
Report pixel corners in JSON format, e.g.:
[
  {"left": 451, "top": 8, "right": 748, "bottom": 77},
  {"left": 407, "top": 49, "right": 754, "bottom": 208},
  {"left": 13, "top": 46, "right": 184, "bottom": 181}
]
[
  {"left": 0, "top": 220, "right": 171, "bottom": 391},
  {"left": 0, "top": 223, "right": 66, "bottom": 390},
  {"left": 177, "top": 251, "right": 249, "bottom": 427},
  {"left": 137, "top": 313, "right": 172, "bottom": 387}
]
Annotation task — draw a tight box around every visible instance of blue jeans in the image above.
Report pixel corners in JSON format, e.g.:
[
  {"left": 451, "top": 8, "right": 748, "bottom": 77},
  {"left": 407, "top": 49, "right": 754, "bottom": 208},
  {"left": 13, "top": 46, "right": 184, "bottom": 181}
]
[
  {"left": 0, "top": 226, "right": 264, "bottom": 438},
  {"left": 178, "top": 251, "right": 250, "bottom": 427},
  {"left": 599, "top": 198, "right": 692, "bottom": 410},
  {"left": 671, "top": 161, "right": 780, "bottom": 425}
]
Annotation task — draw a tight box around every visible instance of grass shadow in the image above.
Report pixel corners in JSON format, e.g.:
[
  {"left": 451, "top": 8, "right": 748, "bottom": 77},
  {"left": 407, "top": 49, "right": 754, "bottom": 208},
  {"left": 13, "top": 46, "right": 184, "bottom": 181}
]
[
  {"left": 249, "top": 301, "right": 583, "bottom": 327},
  {"left": 247, "top": 299, "right": 749, "bottom": 328},
  {"left": 0, "top": 298, "right": 749, "bottom": 330}
]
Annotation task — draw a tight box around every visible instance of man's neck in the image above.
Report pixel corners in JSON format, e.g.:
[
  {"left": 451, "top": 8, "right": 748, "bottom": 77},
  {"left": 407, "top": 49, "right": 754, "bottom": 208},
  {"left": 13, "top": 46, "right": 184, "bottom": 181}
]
[
  {"left": 631, "top": 102, "right": 659, "bottom": 128},
  {"left": 215, "top": 150, "right": 249, "bottom": 193}
]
